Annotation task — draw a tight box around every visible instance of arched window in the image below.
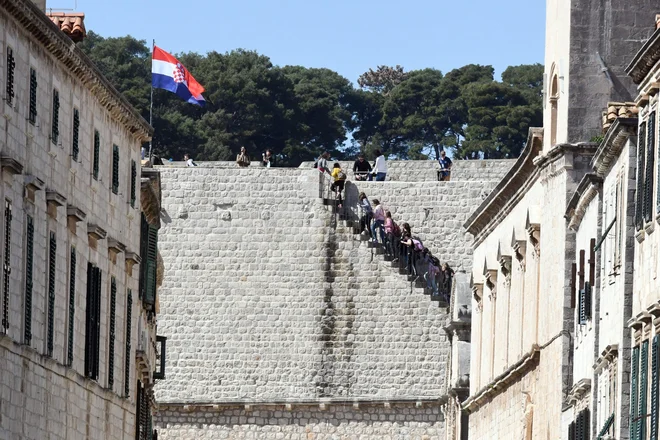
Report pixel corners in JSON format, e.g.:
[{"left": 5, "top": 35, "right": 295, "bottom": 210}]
[{"left": 550, "top": 74, "right": 559, "bottom": 147}]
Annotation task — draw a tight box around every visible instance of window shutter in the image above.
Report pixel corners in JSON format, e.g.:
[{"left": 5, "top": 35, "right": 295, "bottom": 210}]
[
  {"left": 652, "top": 335, "right": 659, "bottom": 440},
  {"left": 139, "top": 215, "right": 149, "bottom": 300},
  {"left": 85, "top": 263, "right": 93, "bottom": 376},
  {"left": 130, "top": 160, "right": 137, "bottom": 208},
  {"left": 642, "top": 340, "right": 650, "bottom": 440},
  {"left": 112, "top": 144, "right": 119, "bottom": 194},
  {"left": 569, "top": 422, "right": 575, "bottom": 440},
  {"left": 144, "top": 225, "right": 158, "bottom": 308},
  {"left": 589, "top": 238, "right": 595, "bottom": 286},
  {"left": 570, "top": 263, "right": 577, "bottom": 308},
  {"left": 646, "top": 112, "right": 657, "bottom": 222},
  {"left": 637, "top": 122, "right": 648, "bottom": 230},
  {"left": 24, "top": 215, "right": 34, "bottom": 344},
  {"left": 125, "top": 290, "right": 132, "bottom": 397},
  {"left": 577, "top": 411, "right": 584, "bottom": 440},
  {"left": 93, "top": 267, "right": 102, "bottom": 379},
  {"left": 85, "top": 263, "right": 102, "bottom": 380},
  {"left": 108, "top": 277, "right": 116, "bottom": 388},
  {"left": 579, "top": 250, "right": 585, "bottom": 290},
  {"left": 583, "top": 410, "right": 591, "bottom": 440},
  {"left": 632, "top": 345, "right": 641, "bottom": 440},
  {"left": 51, "top": 89, "right": 59, "bottom": 144},
  {"left": 2, "top": 201, "right": 11, "bottom": 333},
  {"left": 29, "top": 68, "right": 37, "bottom": 124},
  {"left": 584, "top": 282, "right": 592, "bottom": 321},
  {"left": 93, "top": 130, "right": 100, "bottom": 180},
  {"left": 67, "top": 246, "right": 76, "bottom": 366},
  {"left": 46, "top": 232, "right": 56, "bottom": 357},
  {"left": 578, "top": 288, "right": 586, "bottom": 325},
  {"left": 72, "top": 108, "right": 80, "bottom": 162},
  {"left": 6, "top": 47, "right": 15, "bottom": 106}
]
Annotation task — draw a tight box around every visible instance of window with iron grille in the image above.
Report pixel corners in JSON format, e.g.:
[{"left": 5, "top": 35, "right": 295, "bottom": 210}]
[
  {"left": 46, "top": 231, "right": 56, "bottom": 357},
  {"left": 84, "top": 263, "right": 102, "bottom": 380},
  {"left": 636, "top": 122, "right": 648, "bottom": 230},
  {"left": 108, "top": 276, "right": 117, "bottom": 388},
  {"left": 51, "top": 89, "right": 59, "bottom": 145},
  {"left": 112, "top": 144, "right": 120, "bottom": 194},
  {"left": 2, "top": 200, "right": 11, "bottom": 333},
  {"left": 29, "top": 68, "right": 37, "bottom": 125},
  {"left": 72, "top": 108, "right": 80, "bottom": 162},
  {"left": 93, "top": 130, "right": 100, "bottom": 180},
  {"left": 644, "top": 112, "right": 656, "bottom": 223},
  {"left": 130, "top": 160, "right": 137, "bottom": 207},
  {"left": 124, "top": 290, "right": 132, "bottom": 397},
  {"left": 5, "top": 47, "right": 15, "bottom": 106},
  {"left": 24, "top": 215, "right": 33, "bottom": 345},
  {"left": 67, "top": 246, "right": 76, "bottom": 366}
]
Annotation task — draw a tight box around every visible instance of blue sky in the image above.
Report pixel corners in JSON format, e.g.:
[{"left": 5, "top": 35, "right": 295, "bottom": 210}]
[{"left": 70, "top": 0, "right": 545, "bottom": 83}]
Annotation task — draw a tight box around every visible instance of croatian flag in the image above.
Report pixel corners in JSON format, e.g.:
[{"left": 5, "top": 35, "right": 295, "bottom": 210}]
[{"left": 152, "top": 46, "right": 206, "bottom": 106}]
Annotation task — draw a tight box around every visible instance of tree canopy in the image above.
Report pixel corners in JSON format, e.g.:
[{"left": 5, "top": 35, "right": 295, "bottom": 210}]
[{"left": 79, "top": 31, "right": 543, "bottom": 163}]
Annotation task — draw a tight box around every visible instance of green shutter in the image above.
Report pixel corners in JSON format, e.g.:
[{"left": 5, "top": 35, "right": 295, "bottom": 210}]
[
  {"left": 85, "top": 263, "right": 102, "bottom": 380},
  {"left": 108, "top": 277, "right": 116, "bottom": 388},
  {"left": 24, "top": 215, "right": 33, "bottom": 344},
  {"left": 144, "top": 225, "right": 158, "bottom": 308},
  {"left": 28, "top": 68, "right": 37, "bottom": 124},
  {"left": 124, "top": 290, "right": 132, "bottom": 397},
  {"left": 642, "top": 341, "right": 650, "bottom": 440},
  {"left": 112, "top": 144, "right": 119, "bottom": 194},
  {"left": 2, "top": 201, "right": 11, "bottom": 333},
  {"left": 93, "top": 130, "right": 100, "bottom": 180},
  {"left": 130, "top": 160, "right": 137, "bottom": 208},
  {"left": 584, "top": 282, "right": 592, "bottom": 321},
  {"left": 72, "top": 108, "right": 80, "bottom": 162},
  {"left": 139, "top": 215, "right": 149, "bottom": 301},
  {"left": 637, "top": 122, "right": 648, "bottom": 230},
  {"left": 652, "top": 336, "right": 659, "bottom": 440},
  {"left": 569, "top": 422, "right": 575, "bottom": 440},
  {"left": 46, "top": 232, "right": 56, "bottom": 357},
  {"left": 6, "top": 47, "right": 15, "bottom": 106},
  {"left": 578, "top": 288, "right": 586, "bottom": 325},
  {"left": 577, "top": 411, "right": 584, "bottom": 440},
  {"left": 93, "top": 267, "right": 102, "bottom": 379},
  {"left": 67, "top": 246, "right": 76, "bottom": 366},
  {"left": 633, "top": 345, "right": 641, "bottom": 440},
  {"left": 51, "top": 89, "right": 59, "bottom": 144},
  {"left": 645, "top": 112, "right": 657, "bottom": 222}
]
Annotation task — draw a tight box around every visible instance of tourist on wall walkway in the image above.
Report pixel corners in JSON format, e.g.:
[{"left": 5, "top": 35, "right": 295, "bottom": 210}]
[
  {"left": 330, "top": 163, "right": 347, "bottom": 207},
  {"left": 371, "top": 199, "right": 386, "bottom": 243},
  {"left": 236, "top": 146, "right": 250, "bottom": 167},
  {"left": 262, "top": 149, "right": 275, "bottom": 167},
  {"left": 353, "top": 154, "right": 372, "bottom": 181},
  {"left": 368, "top": 150, "right": 387, "bottom": 181},
  {"left": 438, "top": 150, "right": 452, "bottom": 181},
  {"left": 184, "top": 153, "right": 197, "bottom": 167}
]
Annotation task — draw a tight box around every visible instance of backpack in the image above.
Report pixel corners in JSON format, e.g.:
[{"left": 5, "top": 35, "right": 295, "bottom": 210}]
[
  {"left": 392, "top": 221, "right": 401, "bottom": 237},
  {"left": 412, "top": 237, "right": 424, "bottom": 252},
  {"left": 338, "top": 170, "right": 347, "bottom": 180}
]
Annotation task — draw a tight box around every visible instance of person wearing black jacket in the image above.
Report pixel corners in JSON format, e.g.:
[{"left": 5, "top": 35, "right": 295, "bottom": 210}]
[{"left": 353, "top": 154, "right": 372, "bottom": 180}]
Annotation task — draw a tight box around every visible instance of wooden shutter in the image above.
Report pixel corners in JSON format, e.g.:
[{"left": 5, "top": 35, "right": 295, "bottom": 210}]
[
  {"left": 93, "top": 267, "right": 102, "bottom": 379},
  {"left": 51, "top": 89, "right": 59, "bottom": 144},
  {"left": 642, "top": 340, "right": 650, "bottom": 440},
  {"left": 569, "top": 422, "right": 575, "bottom": 440},
  {"left": 85, "top": 263, "right": 94, "bottom": 376},
  {"left": 72, "top": 108, "right": 80, "bottom": 162},
  {"left": 93, "top": 130, "right": 100, "bottom": 180},
  {"left": 570, "top": 263, "right": 577, "bottom": 308},
  {"left": 652, "top": 335, "right": 659, "bottom": 440},
  {"left": 5, "top": 47, "right": 15, "bottom": 106},
  {"left": 578, "top": 287, "right": 586, "bottom": 325},
  {"left": 589, "top": 239, "right": 595, "bottom": 286},
  {"left": 85, "top": 263, "right": 102, "bottom": 380},
  {"left": 577, "top": 411, "right": 584, "bottom": 440},
  {"left": 130, "top": 160, "right": 137, "bottom": 207},
  {"left": 24, "top": 215, "right": 34, "bottom": 344},
  {"left": 139, "top": 215, "right": 149, "bottom": 300},
  {"left": 2, "top": 201, "right": 11, "bottom": 333},
  {"left": 633, "top": 345, "right": 641, "bottom": 440},
  {"left": 108, "top": 277, "right": 116, "bottom": 388},
  {"left": 144, "top": 225, "right": 158, "bottom": 308},
  {"left": 125, "top": 290, "right": 132, "bottom": 397},
  {"left": 67, "top": 246, "right": 76, "bottom": 366},
  {"left": 583, "top": 409, "right": 591, "bottom": 440},
  {"left": 646, "top": 112, "right": 657, "bottom": 223},
  {"left": 112, "top": 144, "right": 120, "bottom": 194},
  {"left": 46, "top": 232, "right": 56, "bottom": 357},
  {"left": 28, "top": 68, "right": 37, "bottom": 124},
  {"left": 584, "top": 282, "right": 592, "bottom": 321},
  {"left": 637, "top": 122, "right": 648, "bottom": 230},
  {"left": 579, "top": 250, "right": 585, "bottom": 290}
]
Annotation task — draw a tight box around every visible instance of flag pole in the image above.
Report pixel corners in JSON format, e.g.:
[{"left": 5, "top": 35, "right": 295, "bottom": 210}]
[{"left": 148, "top": 39, "right": 155, "bottom": 163}]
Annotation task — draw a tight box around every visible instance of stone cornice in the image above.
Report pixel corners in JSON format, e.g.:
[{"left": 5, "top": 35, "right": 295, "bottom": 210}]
[
  {"left": 2, "top": 0, "right": 152, "bottom": 141},
  {"left": 463, "top": 128, "right": 543, "bottom": 246},
  {"left": 591, "top": 118, "right": 638, "bottom": 177},
  {"left": 593, "top": 344, "right": 618, "bottom": 374},
  {"left": 462, "top": 344, "right": 540, "bottom": 413},
  {"left": 565, "top": 174, "right": 602, "bottom": 231},
  {"left": 565, "top": 378, "right": 591, "bottom": 407},
  {"left": 533, "top": 142, "right": 599, "bottom": 171},
  {"left": 626, "top": 26, "right": 660, "bottom": 84}
]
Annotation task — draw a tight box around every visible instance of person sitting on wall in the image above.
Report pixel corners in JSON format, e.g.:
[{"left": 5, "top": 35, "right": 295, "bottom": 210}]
[
  {"left": 236, "top": 146, "right": 251, "bottom": 167},
  {"left": 353, "top": 154, "right": 372, "bottom": 181},
  {"left": 368, "top": 150, "right": 387, "bottom": 181},
  {"left": 183, "top": 154, "right": 197, "bottom": 167},
  {"left": 261, "top": 149, "right": 275, "bottom": 168},
  {"left": 438, "top": 149, "right": 453, "bottom": 181}
]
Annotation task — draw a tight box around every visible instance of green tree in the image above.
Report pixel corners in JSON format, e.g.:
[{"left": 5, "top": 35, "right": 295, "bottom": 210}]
[{"left": 357, "top": 65, "right": 407, "bottom": 95}]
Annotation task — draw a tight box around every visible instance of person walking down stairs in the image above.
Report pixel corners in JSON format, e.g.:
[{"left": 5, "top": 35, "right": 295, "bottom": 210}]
[
  {"left": 358, "top": 193, "right": 373, "bottom": 237},
  {"left": 371, "top": 199, "right": 386, "bottom": 244}
]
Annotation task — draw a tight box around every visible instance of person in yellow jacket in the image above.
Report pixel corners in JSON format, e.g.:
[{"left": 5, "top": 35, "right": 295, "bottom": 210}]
[{"left": 330, "top": 163, "right": 347, "bottom": 205}]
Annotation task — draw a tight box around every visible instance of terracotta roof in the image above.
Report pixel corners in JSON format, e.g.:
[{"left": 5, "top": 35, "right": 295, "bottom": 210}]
[{"left": 46, "top": 12, "right": 85, "bottom": 42}]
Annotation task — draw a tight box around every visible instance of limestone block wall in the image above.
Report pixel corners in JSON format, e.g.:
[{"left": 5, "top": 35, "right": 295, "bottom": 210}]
[{"left": 154, "top": 167, "right": 451, "bottom": 404}]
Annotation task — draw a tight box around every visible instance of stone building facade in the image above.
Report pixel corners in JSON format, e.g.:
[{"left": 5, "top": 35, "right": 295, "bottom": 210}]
[
  {"left": 152, "top": 161, "right": 511, "bottom": 439},
  {"left": 462, "top": 2, "right": 657, "bottom": 440},
  {"left": 0, "top": 0, "right": 163, "bottom": 438}
]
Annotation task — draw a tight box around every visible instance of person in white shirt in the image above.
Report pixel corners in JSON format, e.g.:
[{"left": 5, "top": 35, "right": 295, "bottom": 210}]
[
  {"left": 368, "top": 150, "right": 387, "bottom": 181},
  {"left": 184, "top": 153, "right": 197, "bottom": 167}
]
